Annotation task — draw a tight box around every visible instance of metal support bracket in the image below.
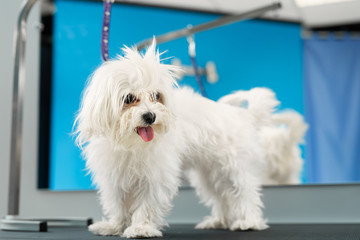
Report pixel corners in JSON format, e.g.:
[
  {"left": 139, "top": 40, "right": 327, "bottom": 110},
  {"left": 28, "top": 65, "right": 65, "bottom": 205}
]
[
  {"left": 136, "top": 2, "right": 281, "bottom": 50},
  {"left": 172, "top": 58, "right": 218, "bottom": 83}
]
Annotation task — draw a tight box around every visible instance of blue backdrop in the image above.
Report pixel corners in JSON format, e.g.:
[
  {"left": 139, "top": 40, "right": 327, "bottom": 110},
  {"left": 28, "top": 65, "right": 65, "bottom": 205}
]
[
  {"left": 50, "top": 0, "right": 303, "bottom": 190},
  {"left": 304, "top": 33, "right": 360, "bottom": 184}
]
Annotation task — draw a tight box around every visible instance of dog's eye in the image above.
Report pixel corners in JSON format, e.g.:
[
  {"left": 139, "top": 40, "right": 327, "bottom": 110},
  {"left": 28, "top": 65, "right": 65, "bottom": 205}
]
[
  {"left": 124, "top": 94, "right": 136, "bottom": 104},
  {"left": 152, "top": 92, "right": 160, "bottom": 102}
]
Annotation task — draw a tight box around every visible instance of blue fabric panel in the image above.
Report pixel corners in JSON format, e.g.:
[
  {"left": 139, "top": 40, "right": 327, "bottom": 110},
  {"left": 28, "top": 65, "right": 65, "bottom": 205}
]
[
  {"left": 304, "top": 33, "right": 360, "bottom": 183},
  {"left": 50, "top": 0, "right": 303, "bottom": 190}
]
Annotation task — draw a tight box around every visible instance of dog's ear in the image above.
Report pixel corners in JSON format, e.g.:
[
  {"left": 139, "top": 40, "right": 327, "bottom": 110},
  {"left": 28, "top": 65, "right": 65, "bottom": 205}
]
[{"left": 74, "top": 63, "right": 121, "bottom": 147}]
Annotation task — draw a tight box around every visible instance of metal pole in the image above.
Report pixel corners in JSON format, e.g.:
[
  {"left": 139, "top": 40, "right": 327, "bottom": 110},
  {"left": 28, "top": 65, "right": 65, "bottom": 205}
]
[
  {"left": 1, "top": 0, "right": 93, "bottom": 231},
  {"left": 8, "top": 0, "right": 39, "bottom": 216},
  {"left": 136, "top": 2, "right": 282, "bottom": 50}
]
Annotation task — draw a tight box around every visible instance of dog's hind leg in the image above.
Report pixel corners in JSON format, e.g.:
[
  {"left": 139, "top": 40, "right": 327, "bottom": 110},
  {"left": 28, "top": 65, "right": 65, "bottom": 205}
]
[
  {"left": 187, "top": 169, "right": 229, "bottom": 230},
  {"left": 225, "top": 171, "right": 268, "bottom": 231},
  {"left": 195, "top": 200, "right": 230, "bottom": 230}
]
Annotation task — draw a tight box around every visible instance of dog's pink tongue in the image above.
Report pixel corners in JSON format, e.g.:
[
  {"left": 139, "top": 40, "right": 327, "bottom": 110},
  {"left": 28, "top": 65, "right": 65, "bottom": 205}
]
[{"left": 137, "top": 126, "right": 154, "bottom": 142}]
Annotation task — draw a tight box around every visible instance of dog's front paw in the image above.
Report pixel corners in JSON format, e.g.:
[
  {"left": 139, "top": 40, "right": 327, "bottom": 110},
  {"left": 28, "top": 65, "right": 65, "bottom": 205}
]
[
  {"left": 230, "top": 218, "right": 268, "bottom": 231},
  {"left": 195, "top": 216, "right": 227, "bottom": 230},
  {"left": 122, "top": 224, "right": 162, "bottom": 238},
  {"left": 88, "top": 221, "right": 123, "bottom": 236}
]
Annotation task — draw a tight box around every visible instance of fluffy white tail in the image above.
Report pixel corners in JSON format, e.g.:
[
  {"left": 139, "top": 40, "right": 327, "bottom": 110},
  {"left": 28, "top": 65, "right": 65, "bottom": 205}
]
[
  {"left": 272, "top": 110, "right": 308, "bottom": 144},
  {"left": 260, "top": 110, "right": 308, "bottom": 185},
  {"left": 218, "top": 87, "right": 280, "bottom": 126}
]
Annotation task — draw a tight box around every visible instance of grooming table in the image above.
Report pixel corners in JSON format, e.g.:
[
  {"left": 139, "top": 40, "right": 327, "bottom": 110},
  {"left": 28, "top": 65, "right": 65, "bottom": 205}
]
[{"left": 1, "top": 224, "right": 360, "bottom": 240}]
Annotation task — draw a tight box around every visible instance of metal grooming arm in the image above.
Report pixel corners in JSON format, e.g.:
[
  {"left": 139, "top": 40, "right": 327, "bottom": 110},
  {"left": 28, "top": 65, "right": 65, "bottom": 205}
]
[
  {"left": 136, "top": 2, "right": 282, "bottom": 50},
  {"left": 1, "top": 0, "right": 91, "bottom": 232}
]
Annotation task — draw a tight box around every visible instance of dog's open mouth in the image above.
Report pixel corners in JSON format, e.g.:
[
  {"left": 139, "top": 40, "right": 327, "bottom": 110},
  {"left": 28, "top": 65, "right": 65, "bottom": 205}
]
[{"left": 136, "top": 126, "right": 154, "bottom": 142}]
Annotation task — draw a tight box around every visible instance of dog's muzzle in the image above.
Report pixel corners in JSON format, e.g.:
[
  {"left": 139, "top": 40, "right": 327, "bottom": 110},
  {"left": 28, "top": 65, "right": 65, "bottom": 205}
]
[{"left": 135, "top": 112, "right": 156, "bottom": 142}]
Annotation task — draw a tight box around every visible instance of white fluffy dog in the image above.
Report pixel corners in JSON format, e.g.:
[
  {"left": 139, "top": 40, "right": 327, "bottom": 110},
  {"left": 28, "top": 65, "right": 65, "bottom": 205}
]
[
  {"left": 75, "top": 42, "right": 279, "bottom": 238},
  {"left": 219, "top": 93, "right": 308, "bottom": 185}
]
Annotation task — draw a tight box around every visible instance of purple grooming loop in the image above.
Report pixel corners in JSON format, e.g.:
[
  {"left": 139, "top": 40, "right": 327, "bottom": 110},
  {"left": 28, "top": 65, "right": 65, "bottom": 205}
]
[{"left": 101, "top": 0, "right": 113, "bottom": 61}]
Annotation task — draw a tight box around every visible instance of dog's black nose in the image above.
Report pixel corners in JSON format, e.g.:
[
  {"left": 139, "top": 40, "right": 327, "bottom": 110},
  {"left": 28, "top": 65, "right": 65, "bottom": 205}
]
[{"left": 142, "top": 112, "right": 156, "bottom": 125}]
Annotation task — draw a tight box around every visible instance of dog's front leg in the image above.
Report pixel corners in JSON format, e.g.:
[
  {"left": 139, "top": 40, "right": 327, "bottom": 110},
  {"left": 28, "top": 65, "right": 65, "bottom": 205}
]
[
  {"left": 88, "top": 217, "right": 126, "bottom": 236},
  {"left": 122, "top": 174, "right": 178, "bottom": 239},
  {"left": 122, "top": 201, "right": 164, "bottom": 238},
  {"left": 88, "top": 185, "right": 127, "bottom": 236}
]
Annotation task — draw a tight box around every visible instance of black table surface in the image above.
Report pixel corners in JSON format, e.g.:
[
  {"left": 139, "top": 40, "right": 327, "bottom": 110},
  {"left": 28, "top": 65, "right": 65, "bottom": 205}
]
[{"left": 1, "top": 224, "right": 360, "bottom": 240}]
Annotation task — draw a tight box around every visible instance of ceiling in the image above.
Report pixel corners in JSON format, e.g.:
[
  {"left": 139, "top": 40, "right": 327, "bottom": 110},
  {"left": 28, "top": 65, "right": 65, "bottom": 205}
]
[{"left": 120, "top": 0, "right": 360, "bottom": 28}]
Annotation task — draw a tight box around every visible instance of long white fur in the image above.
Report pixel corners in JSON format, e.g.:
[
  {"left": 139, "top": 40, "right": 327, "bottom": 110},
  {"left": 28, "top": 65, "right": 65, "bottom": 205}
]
[
  {"left": 219, "top": 92, "right": 308, "bottom": 185},
  {"left": 75, "top": 41, "right": 279, "bottom": 238}
]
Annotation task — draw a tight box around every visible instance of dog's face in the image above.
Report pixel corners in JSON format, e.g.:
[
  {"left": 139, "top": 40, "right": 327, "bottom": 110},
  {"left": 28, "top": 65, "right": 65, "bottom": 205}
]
[
  {"left": 75, "top": 42, "right": 179, "bottom": 149},
  {"left": 116, "top": 88, "right": 171, "bottom": 147}
]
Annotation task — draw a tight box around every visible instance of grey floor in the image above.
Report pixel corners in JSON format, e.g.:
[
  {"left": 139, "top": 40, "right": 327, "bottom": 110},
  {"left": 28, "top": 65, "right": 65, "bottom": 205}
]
[{"left": 1, "top": 224, "right": 360, "bottom": 240}]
